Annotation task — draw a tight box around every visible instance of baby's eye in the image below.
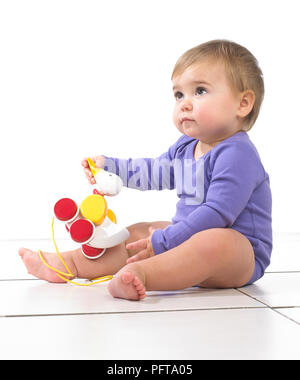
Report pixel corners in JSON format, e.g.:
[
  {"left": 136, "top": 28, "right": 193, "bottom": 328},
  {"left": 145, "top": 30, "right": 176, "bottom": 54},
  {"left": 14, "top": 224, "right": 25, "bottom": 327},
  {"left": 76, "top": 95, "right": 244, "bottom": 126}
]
[
  {"left": 195, "top": 87, "right": 207, "bottom": 96},
  {"left": 174, "top": 91, "right": 183, "bottom": 101}
]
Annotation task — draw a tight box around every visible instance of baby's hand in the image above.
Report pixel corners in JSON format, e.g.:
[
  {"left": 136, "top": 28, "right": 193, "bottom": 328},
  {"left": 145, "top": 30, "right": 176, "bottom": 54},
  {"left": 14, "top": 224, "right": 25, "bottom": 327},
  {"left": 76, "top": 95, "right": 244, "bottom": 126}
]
[
  {"left": 126, "top": 227, "right": 156, "bottom": 264},
  {"left": 81, "top": 156, "right": 105, "bottom": 185}
]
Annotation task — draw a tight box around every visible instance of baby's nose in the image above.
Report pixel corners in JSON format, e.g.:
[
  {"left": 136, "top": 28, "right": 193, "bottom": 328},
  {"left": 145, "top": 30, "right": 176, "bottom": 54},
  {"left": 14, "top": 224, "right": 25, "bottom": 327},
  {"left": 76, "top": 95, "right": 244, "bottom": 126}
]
[{"left": 181, "top": 99, "right": 193, "bottom": 111}]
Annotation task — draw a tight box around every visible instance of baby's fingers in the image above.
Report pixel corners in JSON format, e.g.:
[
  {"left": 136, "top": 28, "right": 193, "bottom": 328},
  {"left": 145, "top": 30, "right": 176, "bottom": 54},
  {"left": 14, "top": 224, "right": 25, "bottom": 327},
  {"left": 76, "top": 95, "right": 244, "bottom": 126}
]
[
  {"left": 82, "top": 162, "right": 96, "bottom": 184},
  {"left": 126, "top": 250, "right": 149, "bottom": 264},
  {"left": 81, "top": 159, "right": 89, "bottom": 168},
  {"left": 84, "top": 167, "right": 93, "bottom": 179},
  {"left": 126, "top": 239, "right": 147, "bottom": 252},
  {"left": 86, "top": 174, "right": 96, "bottom": 184}
]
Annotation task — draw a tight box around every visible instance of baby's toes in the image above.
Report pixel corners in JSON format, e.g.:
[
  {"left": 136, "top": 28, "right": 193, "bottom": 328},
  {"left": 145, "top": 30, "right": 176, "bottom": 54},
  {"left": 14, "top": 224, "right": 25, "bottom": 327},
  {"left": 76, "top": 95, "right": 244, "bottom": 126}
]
[
  {"left": 121, "top": 271, "right": 135, "bottom": 284},
  {"left": 133, "top": 277, "right": 146, "bottom": 298}
]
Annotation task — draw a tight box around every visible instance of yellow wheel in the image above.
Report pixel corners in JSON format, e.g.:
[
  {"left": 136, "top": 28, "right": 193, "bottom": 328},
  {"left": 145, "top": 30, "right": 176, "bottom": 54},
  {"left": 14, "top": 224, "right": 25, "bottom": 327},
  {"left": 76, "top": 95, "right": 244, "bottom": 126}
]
[{"left": 80, "top": 194, "right": 107, "bottom": 226}]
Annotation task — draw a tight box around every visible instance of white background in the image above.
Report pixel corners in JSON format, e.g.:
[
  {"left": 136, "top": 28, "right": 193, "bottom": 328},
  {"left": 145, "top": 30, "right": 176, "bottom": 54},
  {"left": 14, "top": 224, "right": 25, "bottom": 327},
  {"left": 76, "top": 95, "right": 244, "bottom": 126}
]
[{"left": 0, "top": 0, "right": 299, "bottom": 240}]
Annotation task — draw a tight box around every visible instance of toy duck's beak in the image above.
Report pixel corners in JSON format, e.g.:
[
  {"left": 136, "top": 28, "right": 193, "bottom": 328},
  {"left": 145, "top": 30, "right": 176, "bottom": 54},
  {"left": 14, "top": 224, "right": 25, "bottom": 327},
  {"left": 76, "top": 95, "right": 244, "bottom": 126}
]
[{"left": 87, "top": 158, "right": 102, "bottom": 177}]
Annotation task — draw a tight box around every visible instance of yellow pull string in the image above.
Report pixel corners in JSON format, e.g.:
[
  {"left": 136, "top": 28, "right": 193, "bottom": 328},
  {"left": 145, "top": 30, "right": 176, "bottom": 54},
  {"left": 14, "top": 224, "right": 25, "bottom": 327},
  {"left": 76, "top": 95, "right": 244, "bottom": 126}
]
[
  {"left": 53, "top": 271, "right": 113, "bottom": 286},
  {"left": 51, "top": 217, "right": 74, "bottom": 276},
  {"left": 38, "top": 216, "right": 113, "bottom": 286},
  {"left": 38, "top": 249, "right": 73, "bottom": 278}
]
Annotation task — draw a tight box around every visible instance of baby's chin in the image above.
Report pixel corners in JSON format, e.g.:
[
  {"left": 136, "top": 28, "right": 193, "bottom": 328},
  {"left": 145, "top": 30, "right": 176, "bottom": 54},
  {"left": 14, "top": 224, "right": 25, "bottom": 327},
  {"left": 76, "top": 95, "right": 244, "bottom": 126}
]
[
  {"left": 179, "top": 125, "right": 207, "bottom": 140},
  {"left": 175, "top": 121, "right": 218, "bottom": 141},
  {"left": 181, "top": 124, "right": 231, "bottom": 142}
]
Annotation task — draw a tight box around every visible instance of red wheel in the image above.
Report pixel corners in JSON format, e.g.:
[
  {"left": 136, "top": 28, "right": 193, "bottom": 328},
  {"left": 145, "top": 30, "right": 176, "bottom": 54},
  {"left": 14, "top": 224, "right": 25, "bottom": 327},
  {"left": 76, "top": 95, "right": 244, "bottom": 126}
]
[
  {"left": 69, "top": 219, "right": 95, "bottom": 244},
  {"left": 81, "top": 244, "right": 106, "bottom": 259},
  {"left": 54, "top": 198, "right": 78, "bottom": 222}
]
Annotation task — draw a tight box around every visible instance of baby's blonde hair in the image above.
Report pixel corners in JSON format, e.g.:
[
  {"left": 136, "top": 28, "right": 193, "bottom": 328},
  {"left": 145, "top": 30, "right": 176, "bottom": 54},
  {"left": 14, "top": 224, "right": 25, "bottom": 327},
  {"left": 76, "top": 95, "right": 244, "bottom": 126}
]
[{"left": 172, "top": 40, "right": 264, "bottom": 131}]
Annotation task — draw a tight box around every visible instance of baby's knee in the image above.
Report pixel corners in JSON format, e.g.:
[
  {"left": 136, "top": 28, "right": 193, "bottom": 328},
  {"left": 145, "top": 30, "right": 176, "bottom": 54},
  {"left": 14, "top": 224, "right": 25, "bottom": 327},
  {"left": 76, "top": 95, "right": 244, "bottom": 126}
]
[
  {"left": 126, "top": 222, "right": 151, "bottom": 242},
  {"left": 189, "top": 228, "right": 231, "bottom": 255}
]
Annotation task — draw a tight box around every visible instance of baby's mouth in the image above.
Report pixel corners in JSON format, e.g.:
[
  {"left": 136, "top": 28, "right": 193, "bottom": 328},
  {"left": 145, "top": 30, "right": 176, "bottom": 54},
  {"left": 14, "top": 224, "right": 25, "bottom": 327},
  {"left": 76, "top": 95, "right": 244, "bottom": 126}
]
[{"left": 181, "top": 118, "right": 195, "bottom": 123}]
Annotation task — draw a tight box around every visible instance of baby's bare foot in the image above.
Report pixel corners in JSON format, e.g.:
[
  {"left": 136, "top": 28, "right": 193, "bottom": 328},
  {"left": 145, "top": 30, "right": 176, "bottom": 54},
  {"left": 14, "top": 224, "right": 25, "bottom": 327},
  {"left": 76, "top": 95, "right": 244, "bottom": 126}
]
[
  {"left": 108, "top": 264, "right": 146, "bottom": 301},
  {"left": 18, "top": 248, "right": 77, "bottom": 283}
]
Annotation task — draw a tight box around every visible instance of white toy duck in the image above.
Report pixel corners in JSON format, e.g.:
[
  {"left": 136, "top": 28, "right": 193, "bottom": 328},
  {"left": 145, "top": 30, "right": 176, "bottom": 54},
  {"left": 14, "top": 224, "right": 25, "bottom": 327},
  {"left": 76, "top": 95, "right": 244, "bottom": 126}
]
[{"left": 53, "top": 158, "right": 129, "bottom": 259}]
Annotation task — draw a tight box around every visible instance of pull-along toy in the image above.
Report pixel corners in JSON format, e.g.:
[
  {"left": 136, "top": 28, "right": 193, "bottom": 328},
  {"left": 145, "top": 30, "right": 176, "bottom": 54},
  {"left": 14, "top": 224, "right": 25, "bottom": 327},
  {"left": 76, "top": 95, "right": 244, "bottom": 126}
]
[{"left": 38, "top": 158, "right": 129, "bottom": 286}]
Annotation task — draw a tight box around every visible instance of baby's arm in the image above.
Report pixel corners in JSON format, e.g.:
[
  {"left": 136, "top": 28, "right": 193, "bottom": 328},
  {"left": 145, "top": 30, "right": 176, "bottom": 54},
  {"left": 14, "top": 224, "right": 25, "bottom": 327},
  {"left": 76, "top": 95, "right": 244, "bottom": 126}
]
[
  {"left": 82, "top": 154, "right": 174, "bottom": 190},
  {"left": 103, "top": 154, "right": 175, "bottom": 191},
  {"left": 82, "top": 137, "right": 189, "bottom": 190},
  {"left": 151, "top": 142, "right": 265, "bottom": 254},
  {"left": 99, "top": 138, "right": 183, "bottom": 191}
]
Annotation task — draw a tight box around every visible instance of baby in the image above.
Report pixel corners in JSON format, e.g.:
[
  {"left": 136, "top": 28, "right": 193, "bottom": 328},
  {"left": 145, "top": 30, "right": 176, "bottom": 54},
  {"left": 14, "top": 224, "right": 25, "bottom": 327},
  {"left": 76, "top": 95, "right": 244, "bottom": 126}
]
[{"left": 19, "top": 40, "right": 272, "bottom": 301}]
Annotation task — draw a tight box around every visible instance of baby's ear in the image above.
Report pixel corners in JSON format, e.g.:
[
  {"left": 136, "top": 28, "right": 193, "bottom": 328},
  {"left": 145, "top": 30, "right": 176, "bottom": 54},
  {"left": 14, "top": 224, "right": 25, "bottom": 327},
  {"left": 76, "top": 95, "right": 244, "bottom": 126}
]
[{"left": 237, "top": 90, "right": 255, "bottom": 118}]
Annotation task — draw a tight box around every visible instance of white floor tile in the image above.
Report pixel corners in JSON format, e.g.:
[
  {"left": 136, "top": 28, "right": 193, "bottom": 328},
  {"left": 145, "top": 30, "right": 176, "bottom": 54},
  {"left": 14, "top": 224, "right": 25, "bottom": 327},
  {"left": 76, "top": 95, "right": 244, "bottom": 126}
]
[
  {"left": 0, "top": 279, "right": 263, "bottom": 317},
  {"left": 239, "top": 272, "right": 300, "bottom": 307},
  {"left": 1, "top": 234, "right": 299, "bottom": 360},
  {"left": 275, "top": 307, "right": 300, "bottom": 324},
  {"left": 0, "top": 308, "right": 299, "bottom": 360}
]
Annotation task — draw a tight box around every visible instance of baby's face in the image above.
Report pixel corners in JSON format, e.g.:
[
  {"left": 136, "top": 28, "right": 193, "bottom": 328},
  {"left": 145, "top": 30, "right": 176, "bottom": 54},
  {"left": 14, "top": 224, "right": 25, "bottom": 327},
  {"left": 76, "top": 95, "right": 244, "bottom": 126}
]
[{"left": 172, "top": 61, "right": 242, "bottom": 142}]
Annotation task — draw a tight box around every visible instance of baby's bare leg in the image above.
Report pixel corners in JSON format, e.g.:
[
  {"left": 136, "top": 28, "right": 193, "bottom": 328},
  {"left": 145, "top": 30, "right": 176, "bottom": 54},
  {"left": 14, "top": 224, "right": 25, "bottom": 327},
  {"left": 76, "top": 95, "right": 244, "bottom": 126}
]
[
  {"left": 18, "top": 221, "right": 170, "bottom": 282},
  {"left": 108, "top": 228, "right": 255, "bottom": 300},
  {"left": 72, "top": 221, "right": 171, "bottom": 279},
  {"left": 71, "top": 220, "right": 171, "bottom": 279}
]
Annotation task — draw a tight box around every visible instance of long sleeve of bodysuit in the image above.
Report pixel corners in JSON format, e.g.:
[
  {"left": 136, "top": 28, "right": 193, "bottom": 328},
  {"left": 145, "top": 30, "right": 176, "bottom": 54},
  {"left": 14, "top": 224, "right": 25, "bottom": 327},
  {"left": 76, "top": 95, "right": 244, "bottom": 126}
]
[
  {"left": 151, "top": 141, "right": 265, "bottom": 254},
  {"left": 103, "top": 138, "right": 187, "bottom": 191}
]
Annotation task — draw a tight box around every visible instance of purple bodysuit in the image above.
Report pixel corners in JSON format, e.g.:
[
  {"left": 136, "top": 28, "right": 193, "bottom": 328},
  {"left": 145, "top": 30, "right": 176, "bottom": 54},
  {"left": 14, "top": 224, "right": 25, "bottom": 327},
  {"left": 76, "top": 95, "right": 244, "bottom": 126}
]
[{"left": 104, "top": 131, "right": 272, "bottom": 284}]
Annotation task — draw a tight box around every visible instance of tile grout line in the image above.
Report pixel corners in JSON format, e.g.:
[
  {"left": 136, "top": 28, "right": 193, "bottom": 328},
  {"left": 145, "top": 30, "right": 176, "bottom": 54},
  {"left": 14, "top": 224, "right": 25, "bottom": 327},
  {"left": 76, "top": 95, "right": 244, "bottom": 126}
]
[
  {"left": 0, "top": 306, "right": 269, "bottom": 319},
  {"left": 236, "top": 288, "right": 300, "bottom": 326},
  {"left": 266, "top": 271, "right": 300, "bottom": 274},
  {"left": 1, "top": 270, "right": 300, "bottom": 282},
  {"left": 236, "top": 288, "right": 274, "bottom": 309},
  {"left": 269, "top": 307, "right": 300, "bottom": 326}
]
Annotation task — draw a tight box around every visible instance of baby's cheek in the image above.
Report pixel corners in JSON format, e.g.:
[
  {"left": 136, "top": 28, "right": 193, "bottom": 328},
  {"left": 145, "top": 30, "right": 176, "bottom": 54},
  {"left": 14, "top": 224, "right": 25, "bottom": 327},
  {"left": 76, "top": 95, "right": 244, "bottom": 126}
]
[
  {"left": 172, "top": 111, "right": 182, "bottom": 130},
  {"left": 195, "top": 106, "right": 216, "bottom": 126}
]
